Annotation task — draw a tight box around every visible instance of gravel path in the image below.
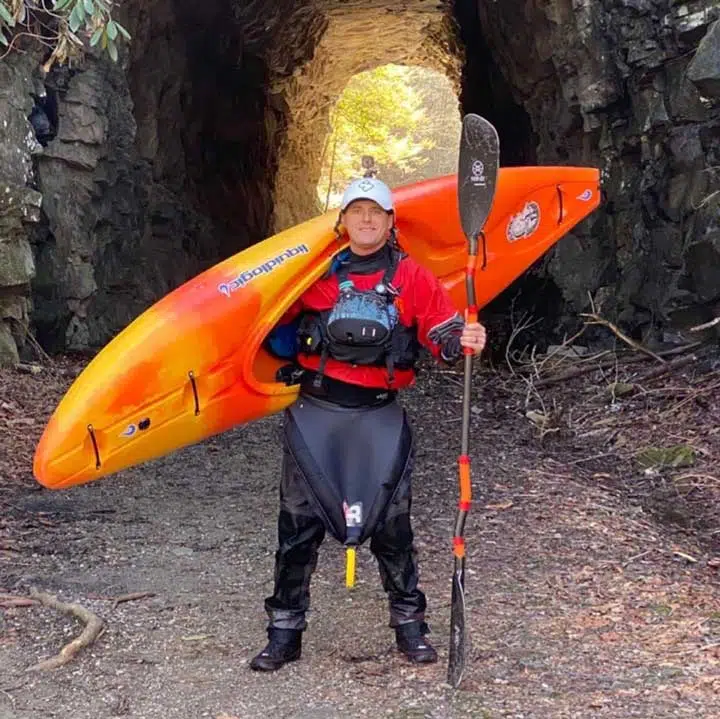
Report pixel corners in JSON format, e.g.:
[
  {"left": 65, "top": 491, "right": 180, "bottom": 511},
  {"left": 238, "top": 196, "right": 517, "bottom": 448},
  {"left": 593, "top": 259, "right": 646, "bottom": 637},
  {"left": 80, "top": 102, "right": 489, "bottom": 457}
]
[{"left": 1, "top": 357, "right": 719, "bottom": 718}]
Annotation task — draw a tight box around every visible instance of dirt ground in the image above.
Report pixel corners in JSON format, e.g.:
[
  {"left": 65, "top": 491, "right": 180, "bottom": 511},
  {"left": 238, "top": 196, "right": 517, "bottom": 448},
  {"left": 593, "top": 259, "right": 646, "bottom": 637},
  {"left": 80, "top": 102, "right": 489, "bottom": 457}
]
[{"left": 1, "top": 345, "right": 719, "bottom": 719}]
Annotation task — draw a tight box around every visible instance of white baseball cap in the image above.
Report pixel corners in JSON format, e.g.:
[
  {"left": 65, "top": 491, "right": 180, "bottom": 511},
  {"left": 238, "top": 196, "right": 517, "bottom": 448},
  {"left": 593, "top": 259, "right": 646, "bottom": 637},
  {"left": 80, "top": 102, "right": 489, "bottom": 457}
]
[{"left": 340, "top": 178, "right": 394, "bottom": 212}]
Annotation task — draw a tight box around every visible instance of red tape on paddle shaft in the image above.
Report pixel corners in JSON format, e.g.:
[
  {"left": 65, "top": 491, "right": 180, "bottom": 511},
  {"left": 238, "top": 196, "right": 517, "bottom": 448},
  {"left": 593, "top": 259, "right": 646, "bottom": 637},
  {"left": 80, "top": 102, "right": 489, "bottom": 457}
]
[
  {"left": 458, "top": 455, "right": 472, "bottom": 510},
  {"left": 453, "top": 536, "right": 466, "bottom": 559}
]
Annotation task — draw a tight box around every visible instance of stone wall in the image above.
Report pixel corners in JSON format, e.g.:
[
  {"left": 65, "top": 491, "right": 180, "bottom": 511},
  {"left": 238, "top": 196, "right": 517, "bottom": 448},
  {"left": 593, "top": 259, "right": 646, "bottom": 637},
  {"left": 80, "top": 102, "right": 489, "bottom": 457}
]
[
  {"left": 29, "top": 49, "right": 218, "bottom": 353},
  {"left": 269, "top": 0, "right": 460, "bottom": 231},
  {"left": 125, "top": 0, "right": 285, "bottom": 254},
  {"left": 0, "top": 53, "right": 43, "bottom": 365},
  {"left": 468, "top": 0, "right": 720, "bottom": 339}
]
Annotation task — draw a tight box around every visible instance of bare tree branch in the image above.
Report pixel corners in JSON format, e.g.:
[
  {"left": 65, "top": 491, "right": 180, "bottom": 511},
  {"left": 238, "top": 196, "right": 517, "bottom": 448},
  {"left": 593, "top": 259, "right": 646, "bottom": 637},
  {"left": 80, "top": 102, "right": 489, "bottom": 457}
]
[{"left": 27, "top": 589, "right": 104, "bottom": 672}]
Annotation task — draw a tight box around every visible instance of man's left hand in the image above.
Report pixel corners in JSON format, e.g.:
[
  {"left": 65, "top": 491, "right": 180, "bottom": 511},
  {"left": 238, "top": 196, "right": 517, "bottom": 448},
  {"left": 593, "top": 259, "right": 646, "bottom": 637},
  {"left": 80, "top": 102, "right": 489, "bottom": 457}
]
[{"left": 460, "top": 322, "right": 486, "bottom": 355}]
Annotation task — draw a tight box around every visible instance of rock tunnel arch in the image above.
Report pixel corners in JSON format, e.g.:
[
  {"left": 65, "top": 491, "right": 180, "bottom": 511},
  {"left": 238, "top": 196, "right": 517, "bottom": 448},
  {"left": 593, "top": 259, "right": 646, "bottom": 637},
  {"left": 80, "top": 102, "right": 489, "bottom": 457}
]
[
  {"left": 268, "top": 10, "right": 465, "bottom": 231},
  {"left": 10, "top": 0, "right": 717, "bottom": 361},
  {"left": 119, "top": 0, "right": 539, "bottom": 242}
]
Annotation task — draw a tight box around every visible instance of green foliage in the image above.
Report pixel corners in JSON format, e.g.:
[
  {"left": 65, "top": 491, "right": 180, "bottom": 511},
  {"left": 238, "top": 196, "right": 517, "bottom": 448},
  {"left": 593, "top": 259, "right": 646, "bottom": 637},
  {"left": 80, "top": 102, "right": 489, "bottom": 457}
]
[
  {"left": 318, "top": 65, "right": 435, "bottom": 206},
  {"left": 0, "top": 0, "right": 130, "bottom": 68}
]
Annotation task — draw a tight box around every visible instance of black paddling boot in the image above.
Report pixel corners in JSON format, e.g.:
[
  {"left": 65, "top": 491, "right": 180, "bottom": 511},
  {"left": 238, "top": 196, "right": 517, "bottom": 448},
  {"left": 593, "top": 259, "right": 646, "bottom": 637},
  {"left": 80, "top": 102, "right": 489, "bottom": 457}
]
[
  {"left": 396, "top": 621, "right": 438, "bottom": 664},
  {"left": 249, "top": 628, "right": 302, "bottom": 671}
]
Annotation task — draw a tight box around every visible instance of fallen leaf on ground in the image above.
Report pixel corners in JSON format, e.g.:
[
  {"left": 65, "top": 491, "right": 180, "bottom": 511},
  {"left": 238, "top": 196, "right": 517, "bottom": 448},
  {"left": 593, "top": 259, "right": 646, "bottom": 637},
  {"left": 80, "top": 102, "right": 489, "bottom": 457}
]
[{"left": 484, "top": 501, "right": 514, "bottom": 510}]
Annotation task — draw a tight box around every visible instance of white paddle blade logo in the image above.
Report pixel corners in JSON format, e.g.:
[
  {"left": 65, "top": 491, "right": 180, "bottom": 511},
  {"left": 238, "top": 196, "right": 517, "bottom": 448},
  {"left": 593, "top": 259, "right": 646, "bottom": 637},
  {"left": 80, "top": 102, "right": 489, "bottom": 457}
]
[{"left": 470, "top": 159, "right": 487, "bottom": 187}]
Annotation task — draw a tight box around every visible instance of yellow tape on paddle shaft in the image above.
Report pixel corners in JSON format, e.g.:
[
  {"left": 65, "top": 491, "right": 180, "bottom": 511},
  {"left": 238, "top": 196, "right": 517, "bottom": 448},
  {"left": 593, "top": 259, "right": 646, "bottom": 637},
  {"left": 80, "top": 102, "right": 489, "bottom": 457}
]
[{"left": 345, "top": 547, "right": 356, "bottom": 588}]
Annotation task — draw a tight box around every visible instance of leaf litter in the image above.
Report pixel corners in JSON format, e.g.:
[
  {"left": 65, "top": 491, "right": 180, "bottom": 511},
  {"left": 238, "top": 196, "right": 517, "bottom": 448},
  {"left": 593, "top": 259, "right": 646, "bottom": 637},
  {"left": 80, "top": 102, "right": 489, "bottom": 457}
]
[{"left": 0, "top": 344, "right": 718, "bottom": 718}]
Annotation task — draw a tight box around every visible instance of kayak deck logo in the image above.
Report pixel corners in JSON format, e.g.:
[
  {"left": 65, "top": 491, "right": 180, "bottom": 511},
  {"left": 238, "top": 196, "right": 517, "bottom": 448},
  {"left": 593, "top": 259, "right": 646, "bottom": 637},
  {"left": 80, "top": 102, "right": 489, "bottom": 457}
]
[
  {"left": 219, "top": 244, "right": 309, "bottom": 297},
  {"left": 507, "top": 201, "right": 540, "bottom": 243}
]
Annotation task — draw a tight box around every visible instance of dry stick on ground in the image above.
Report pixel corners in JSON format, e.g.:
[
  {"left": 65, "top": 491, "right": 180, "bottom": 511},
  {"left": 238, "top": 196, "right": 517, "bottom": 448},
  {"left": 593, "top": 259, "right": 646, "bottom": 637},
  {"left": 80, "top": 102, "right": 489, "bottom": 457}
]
[
  {"left": 695, "top": 189, "right": 720, "bottom": 210},
  {"left": 504, "top": 310, "right": 542, "bottom": 375},
  {"left": 111, "top": 591, "right": 156, "bottom": 609},
  {"left": 635, "top": 354, "right": 699, "bottom": 384},
  {"left": 534, "top": 343, "right": 701, "bottom": 389},
  {"left": 690, "top": 316, "right": 720, "bottom": 332},
  {"left": 515, "top": 348, "right": 613, "bottom": 376},
  {"left": 13, "top": 319, "right": 53, "bottom": 365},
  {"left": 529, "top": 325, "right": 591, "bottom": 379},
  {"left": 580, "top": 311, "right": 667, "bottom": 363},
  {"left": 0, "top": 594, "right": 40, "bottom": 608},
  {"left": 26, "top": 589, "right": 104, "bottom": 672},
  {"left": 660, "top": 379, "right": 720, "bottom": 418}
]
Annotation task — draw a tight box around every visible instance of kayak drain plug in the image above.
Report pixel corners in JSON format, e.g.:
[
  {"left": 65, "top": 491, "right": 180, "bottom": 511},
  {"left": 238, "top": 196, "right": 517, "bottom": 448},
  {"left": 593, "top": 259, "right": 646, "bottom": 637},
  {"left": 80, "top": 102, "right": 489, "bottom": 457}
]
[
  {"left": 87, "top": 424, "right": 101, "bottom": 469},
  {"left": 188, "top": 371, "right": 200, "bottom": 415}
]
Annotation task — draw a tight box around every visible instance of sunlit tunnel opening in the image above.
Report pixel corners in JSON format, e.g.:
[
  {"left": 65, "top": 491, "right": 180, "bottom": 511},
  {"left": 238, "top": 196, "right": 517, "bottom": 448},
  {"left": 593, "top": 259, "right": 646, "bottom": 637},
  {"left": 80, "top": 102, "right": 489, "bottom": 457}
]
[{"left": 317, "top": 64, "right": 462, "bottom": 210}]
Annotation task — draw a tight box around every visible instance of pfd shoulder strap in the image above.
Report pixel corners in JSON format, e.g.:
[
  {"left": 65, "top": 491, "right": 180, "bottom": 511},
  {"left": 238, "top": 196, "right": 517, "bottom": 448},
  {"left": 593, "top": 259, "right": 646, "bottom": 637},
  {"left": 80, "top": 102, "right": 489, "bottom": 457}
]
[{"left": 324, "top": 248, "right": 351, "bottom": 280}]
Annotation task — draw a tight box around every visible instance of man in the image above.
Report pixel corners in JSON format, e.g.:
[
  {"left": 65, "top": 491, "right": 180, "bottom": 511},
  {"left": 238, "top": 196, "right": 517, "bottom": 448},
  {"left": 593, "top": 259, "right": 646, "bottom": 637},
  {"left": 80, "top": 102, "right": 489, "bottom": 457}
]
[{"left": 251, "top": 177, "right": 486, "bottom": 671}]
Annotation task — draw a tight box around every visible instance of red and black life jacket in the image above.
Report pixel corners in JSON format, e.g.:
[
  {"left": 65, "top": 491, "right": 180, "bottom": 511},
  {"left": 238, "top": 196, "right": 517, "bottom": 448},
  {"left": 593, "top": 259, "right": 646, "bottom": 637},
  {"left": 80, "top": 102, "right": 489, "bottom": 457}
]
[{"left": 296, "top": 248, "right": 420, "bottom": 388}]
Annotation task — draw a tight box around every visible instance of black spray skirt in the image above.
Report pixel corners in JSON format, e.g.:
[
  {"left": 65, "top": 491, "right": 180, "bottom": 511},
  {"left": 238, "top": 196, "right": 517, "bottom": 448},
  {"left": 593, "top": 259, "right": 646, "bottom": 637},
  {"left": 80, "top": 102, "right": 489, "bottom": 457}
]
[{"left": 283, "top": 394, "right": 414, "bottom": 546}]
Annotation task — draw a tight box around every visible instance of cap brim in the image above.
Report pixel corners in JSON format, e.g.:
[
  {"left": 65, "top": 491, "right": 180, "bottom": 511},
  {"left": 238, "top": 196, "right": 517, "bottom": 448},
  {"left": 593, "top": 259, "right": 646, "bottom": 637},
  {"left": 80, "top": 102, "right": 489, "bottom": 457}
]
[{"left": 341, "top": 197, "right": 393, "bottom": 212}]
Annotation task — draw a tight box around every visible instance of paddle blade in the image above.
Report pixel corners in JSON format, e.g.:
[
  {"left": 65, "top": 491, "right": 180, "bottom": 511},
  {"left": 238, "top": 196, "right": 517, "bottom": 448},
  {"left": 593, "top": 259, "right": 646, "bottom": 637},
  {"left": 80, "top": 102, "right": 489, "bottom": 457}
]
[
  {"left": 447, "top": 565, "right": 467, "bottom": 687},
  {"left": 457, "top": 114, "right": 500, "bottom": 241}
]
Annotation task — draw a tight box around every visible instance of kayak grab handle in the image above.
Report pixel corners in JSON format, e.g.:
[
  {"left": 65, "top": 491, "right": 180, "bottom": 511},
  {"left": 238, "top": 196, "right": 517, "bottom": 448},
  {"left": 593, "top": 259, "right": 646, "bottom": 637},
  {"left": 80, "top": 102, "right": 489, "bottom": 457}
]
[
  {"left": 556, "top": 185, "right": 564, "bottom": 225},
  {"left": 87, "top": 424, "right": 101, "bottom": 469},
  {"left": 188, "top": 371, "right": 200, "bottom": 415}
]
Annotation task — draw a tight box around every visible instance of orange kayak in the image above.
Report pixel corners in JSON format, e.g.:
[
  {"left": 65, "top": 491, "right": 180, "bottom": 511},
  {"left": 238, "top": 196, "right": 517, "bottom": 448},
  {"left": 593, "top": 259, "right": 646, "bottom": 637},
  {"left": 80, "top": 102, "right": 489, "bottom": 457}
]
[{"left": 33, "top": 167, "right": 600, "bottom": 489}]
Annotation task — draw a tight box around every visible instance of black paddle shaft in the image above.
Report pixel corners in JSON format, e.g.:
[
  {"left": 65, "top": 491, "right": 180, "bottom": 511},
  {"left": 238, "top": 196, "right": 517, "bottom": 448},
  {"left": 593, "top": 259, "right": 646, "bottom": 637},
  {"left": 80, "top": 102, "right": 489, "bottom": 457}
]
[{"left": 448, "top": 113, "right": 500, "bottom": 689}]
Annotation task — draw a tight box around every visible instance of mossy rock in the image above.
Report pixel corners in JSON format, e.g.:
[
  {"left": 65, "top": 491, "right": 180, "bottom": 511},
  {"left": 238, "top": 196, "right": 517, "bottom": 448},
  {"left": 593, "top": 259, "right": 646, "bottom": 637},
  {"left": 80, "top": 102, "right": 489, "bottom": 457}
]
[{"left": 636, "top": 444, "right": 696, "bottom": 469}]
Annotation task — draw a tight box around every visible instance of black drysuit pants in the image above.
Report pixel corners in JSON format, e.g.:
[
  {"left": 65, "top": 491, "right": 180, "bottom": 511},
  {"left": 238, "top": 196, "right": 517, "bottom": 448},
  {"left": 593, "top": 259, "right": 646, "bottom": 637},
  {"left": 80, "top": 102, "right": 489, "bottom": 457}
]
[{"left": 263, "top": 403, "right": 427, "bottom": 632}]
